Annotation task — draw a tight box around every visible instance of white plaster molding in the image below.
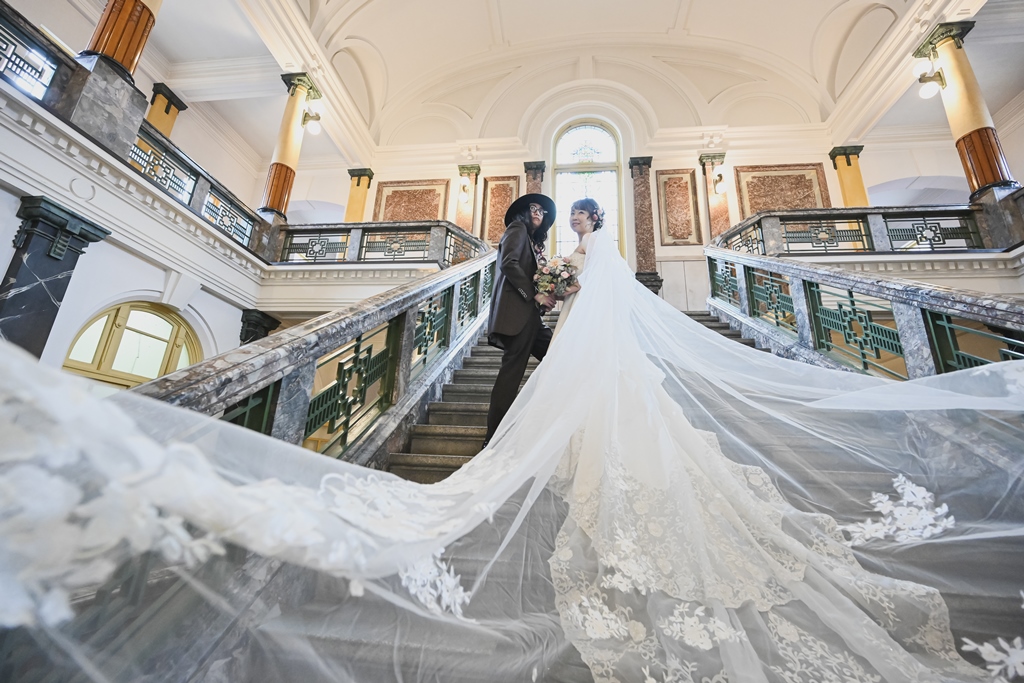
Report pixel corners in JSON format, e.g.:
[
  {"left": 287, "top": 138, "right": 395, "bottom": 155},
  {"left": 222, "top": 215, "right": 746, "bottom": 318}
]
[
  {"left": 164, "top": 56, "right": 283, "bottom": 102},
  {"left": 861, "top": 124, "right": 955, "bottom": 147},
  {"left": 994, "top": 89, "right": 1024, "bottom": 137},
  {"left": 161, "top": 270, "right": 203, "bottom": 311}
]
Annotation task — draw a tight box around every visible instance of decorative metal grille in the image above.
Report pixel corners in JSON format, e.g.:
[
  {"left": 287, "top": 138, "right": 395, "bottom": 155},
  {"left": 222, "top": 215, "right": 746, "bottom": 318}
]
[
  {"left": 806, "top": 282, "right": 907, "bottom": 379},
  {"left": 129, "top": 132, "right": 198, "bottom": 204},
  {"left": 723, "top": 224, "right": 766, "bottom": 255},
  {"left": 481, "top": 261, "right": 496, "bottom": 301},
  {"left": 884, "top": 215, "right": 983, "bottom": 251},
  {"left": 709, "top": 257, "right": 741, "bottom": 308},
  {"left": 444, "top": 231, "right": 477, "bottom": 266},
  {"left": 304, "top": 326, "right": 396, "bottom": 451},
  {"left": 456, "top": 273, "right": 480, "bottom": 335},
  {"left": 359, "top": 230, "right": 431, "bottom": 261},
  {"left": 411, "top": 288, "right": 452, "bottom": 380},
  {"left": 222, "top": 380, "right": 280, "bottom": 435},
  {"left": 747, "top": 269, "right": 796, "bottom": 334},
  {"left": 0, "top": 21, "right": 56, "bottom": 100},
  {"left": 281, "top": 230, "right": 351, "bottom": 263},
  {"left": 202, "top": 190, "right": 255, "bottom": 246},
  {"left": 924, "top": 311, "right": 1024, "bottom": 373},
  {"left": 780, "top": 218, "right": 871, "bottom": 253}
]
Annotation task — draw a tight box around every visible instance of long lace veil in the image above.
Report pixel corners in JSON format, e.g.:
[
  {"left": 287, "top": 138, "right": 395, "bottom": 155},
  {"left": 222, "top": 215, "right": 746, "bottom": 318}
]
[{"left": 2, "top": 227, "right": 1023, "bottom": 682}]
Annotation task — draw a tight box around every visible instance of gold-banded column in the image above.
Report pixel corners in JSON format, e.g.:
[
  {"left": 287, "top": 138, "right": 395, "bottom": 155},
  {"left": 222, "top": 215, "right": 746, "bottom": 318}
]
[
  {"left": 146, "top": 83, "right": 187, "bottom": 137},
  {"left": 456, "top": 164, "right": 480, "bottom": 233},
  {"left": 344, "top": 169, "right": 374, "bottom": 222},
  {"left": 628, "top": 156, "right": 663, "bottom": 294},
  {"left": 85, "top": 0, "right": 161, "bottom": 78},
  {"left": 260, "top": 73, "right": 323, "bottom": 218},
  {"left": 524, "top": 161, "right": 545, "bottom": 194},
  {"left": 915, "top": 23, "right": 1018, "bottom": 199},
  {"left": 829, "top": 146, "right": 870, "bottom": 207}
]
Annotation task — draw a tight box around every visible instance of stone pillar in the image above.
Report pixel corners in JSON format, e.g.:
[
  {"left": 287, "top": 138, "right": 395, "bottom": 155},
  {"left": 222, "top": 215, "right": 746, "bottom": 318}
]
[
  {"left": 456, "top": 164, "right": 480, "bottom": 234},
  {"left": 84, "top": 0, "right": 161, "bottom": 78},
  {"left": 259, "top": 73, "right": 322, "bottom": 219},
  {"left": 829, "top": 146, "right": 870, "bottom": 207},
  {"left": 524, "top": 161, "right": 545, "bottom": 195},
  {"left": 699, "top": 153, "right": 729, "bottom": 242},
  {"left": 628, "top": 157, "right": 663, "bottom": 294},
  {"left": 0, "top": 197, "right": 110, "bottom": 357},
  {"left": 240, "top": 309, "right": 281, "bottom": 345},
  {"left": 146, "top": 82, "right": 187, "bottom": 137},
  {"left": 344, "top": 168, "right": 374, "bottom": 222},
  {"left": 914, "top": 23, "right": 1019, "bottom": 200}
]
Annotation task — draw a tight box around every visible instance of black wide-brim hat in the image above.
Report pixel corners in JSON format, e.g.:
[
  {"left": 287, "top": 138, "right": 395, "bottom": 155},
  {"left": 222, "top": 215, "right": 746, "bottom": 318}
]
[{"left": 504, "top": 193, "right": 556, "bottom": 231}]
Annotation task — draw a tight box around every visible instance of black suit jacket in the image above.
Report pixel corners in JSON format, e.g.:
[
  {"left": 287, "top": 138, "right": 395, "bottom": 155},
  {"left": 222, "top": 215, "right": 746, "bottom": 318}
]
[{"left": 487, "top": 219, "right": 542, "bottom": 343}]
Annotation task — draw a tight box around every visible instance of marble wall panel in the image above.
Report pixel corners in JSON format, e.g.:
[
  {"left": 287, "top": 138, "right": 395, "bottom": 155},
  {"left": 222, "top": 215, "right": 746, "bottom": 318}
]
[
  {"left": 482, "top": 176, "right": 519, "bottom": 245},
  {"left": 373, "top": 180, "right": 450, "bottom": 222},
  {"left": 735, "top": 164, "right": 831, "bottom": 219},
  {"left": 656, "top": 169, "right": 701, "bottom": 245}
]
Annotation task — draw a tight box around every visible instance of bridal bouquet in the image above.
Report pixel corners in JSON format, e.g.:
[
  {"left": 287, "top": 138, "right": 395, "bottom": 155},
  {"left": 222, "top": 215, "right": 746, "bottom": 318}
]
[{"left": 534, "top": 256, "right": 579, "bottom": 298}]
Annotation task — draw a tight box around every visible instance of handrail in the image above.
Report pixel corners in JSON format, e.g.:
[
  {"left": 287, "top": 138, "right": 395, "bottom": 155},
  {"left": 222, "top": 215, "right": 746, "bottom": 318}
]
[
  {"left": 704, "top": 245, "right": 1024, "bottom": 380},
  {"left": 134, "top": 249, "right": 498, "bottom": 450},
  {"left": 712, "top": 205, "right": 987, "bottom": 256}
]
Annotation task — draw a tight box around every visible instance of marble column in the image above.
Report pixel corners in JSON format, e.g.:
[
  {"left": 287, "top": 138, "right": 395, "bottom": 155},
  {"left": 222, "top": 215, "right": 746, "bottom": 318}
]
[
  {"left": 240, "top": 309, "right": 281, "bottom": 344},
  {"left": 259, "top": 73, "right": 322, "bottom": 219},
  {"left": 914, "top": 23, "right": 1019, "bottom": 200},
  {"left": 699, "top": 153, "right": 729, "bottom": 242},
  {"left": 829, "top": 146, "right": 870, "bottom": 207},
  {"left": 0, "top": 196, "right": 110, "bottom": 357},
  {"left": 524, "top": 161, "right": 545, "bottom": 195},
  {"left": 456, "top": 164, "right": 480, "bottom": 233},
  {"left": 628, "top": 156, "right": 663, "bottom": 294},
  {"left": 344, "top": 169, "right": 374, "bottom": 222},
  {"left": 146, "top": 82, "right": 188, "bottom": 137}
]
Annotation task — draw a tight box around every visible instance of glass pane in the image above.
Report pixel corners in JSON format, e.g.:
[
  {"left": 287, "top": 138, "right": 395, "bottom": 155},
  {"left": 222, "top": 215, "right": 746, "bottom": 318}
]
[
  {"left": 67, "top": 316, "right": 108, "bottom": 364},
  {"left": 555, "top": 125, "right": 617, "bottom": 165},
  {"left": 111, "top": 329, "right": 168, "bottom": 379},
  {"left": 126, "top": 309, "right": 173, "bottom": 340},
  {"left": 176, "top": 345, "right": 190, "bottom": 371},
  {"left": 554, "top": 170, "right": 620, "bottom": 257}
]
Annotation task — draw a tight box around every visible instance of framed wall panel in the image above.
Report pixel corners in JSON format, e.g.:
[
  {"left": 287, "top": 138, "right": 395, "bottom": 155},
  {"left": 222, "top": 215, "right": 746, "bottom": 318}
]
[
  {"left": 372, "top": 179, "right": 450, "bottom": 222},
  {"left": 656, "top": 169, "right": 701, "bottom": 246},
  {"left": 482, "top": 175, "right": 520, "bottom": 245},
  {"left": 734, "top": 164, "right": 831, "bottom": 219}
]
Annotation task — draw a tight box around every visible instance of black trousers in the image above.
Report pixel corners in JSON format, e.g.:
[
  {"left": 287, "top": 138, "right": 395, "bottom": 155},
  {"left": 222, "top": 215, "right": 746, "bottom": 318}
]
[{"left": 485, "top": 315, "right": 552, "bottom": 441}]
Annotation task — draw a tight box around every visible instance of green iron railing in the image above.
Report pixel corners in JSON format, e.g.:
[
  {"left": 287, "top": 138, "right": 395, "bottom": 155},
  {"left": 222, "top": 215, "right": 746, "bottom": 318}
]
[
  {"left": 411, "top": 288, "right": 453, "bottom": 381},
  {"left": 456, "top": 273, "right": 480, "bottom": 336},
  {"left": 925, "top": 311, "right": 1024, "bottom": 373},
  {"left": 709, "top": 257, "right": 741, "bottom": 308},
  {"left": 747, "top": 268, "right": 796, "bottom": 334},
  {"left": 222, "top": 380, "right": 280, "bottom": 435},
  {"left": 884, "top": 214, "right": 983, "bottom": 251},
  {"left": 778, "top": 216, "right": 872, "bottom": 253}
]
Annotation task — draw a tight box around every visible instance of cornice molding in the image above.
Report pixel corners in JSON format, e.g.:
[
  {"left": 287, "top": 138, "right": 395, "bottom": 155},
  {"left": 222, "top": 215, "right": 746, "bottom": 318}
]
[
  {"left": 994, "top": 89, "right": 1024, "bottom": 136},
  {"left": 164, "top": 56, "right": 283, "bottom": 102}
]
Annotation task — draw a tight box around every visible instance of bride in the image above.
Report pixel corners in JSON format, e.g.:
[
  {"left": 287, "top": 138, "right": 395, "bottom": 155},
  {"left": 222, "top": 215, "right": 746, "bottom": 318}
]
[{"left": 1, "top": 197, "right": 1023, "bottom": 682}]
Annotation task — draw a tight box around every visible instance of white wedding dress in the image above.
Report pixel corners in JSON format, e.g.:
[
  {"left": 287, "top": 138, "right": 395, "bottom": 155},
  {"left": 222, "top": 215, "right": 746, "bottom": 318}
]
[{"left": 2, "top": 227, "right": 1023, "bottom": 682}]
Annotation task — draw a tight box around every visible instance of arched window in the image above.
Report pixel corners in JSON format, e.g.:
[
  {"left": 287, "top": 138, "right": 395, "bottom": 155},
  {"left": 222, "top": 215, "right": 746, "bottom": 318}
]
[
  {"left": 63, "top": 302, "right": 202, "bottom": 391},
  {"left": 552, "top": 123, "right": 623, "bottom": 257}
]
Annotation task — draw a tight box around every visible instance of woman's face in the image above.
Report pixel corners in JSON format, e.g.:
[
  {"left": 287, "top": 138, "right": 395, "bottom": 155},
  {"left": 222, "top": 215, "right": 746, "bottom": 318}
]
[{"left": 569, "top": 208, "right": 595, "bottom": 235}]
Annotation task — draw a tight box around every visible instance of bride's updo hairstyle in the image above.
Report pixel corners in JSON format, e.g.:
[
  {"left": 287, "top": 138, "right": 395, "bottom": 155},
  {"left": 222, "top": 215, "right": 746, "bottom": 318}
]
[{"left": 571, "top": 198, "right": 604, "bottom": 230}]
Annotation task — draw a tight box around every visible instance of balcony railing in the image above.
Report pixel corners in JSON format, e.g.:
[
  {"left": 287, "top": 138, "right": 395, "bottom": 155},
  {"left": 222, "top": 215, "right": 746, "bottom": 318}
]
[
  {"left": 714, "top": 206, "right": 990, "bottom": 257},
  {"left": 0, "top": 13, "right": 56, "bottom": 101},
  {"left": 280, "top": 221, "right": 487, "bottom": 267},
  {"left": 704, "top": 246, "right": 1024, "bottom": 380}
]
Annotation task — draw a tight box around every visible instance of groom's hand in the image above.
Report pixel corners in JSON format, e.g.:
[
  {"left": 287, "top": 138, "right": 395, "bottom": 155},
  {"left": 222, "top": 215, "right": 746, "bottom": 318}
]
[{"left": 535, "top": 293, "right": 555, "bottom": 311}]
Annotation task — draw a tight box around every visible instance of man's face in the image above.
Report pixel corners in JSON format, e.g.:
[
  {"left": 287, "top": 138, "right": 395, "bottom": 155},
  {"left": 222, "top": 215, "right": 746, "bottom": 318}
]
[{"left": 528, "top": 203, "right": 546, "bottom": 229}]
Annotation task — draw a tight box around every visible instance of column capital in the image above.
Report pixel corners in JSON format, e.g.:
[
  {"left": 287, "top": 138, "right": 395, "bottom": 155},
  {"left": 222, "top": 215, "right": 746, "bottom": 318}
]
[
  {"left": 16, "top": 196, "right": 110, "bottom": 256},
  {"left": 914, "top": 21, "right": 975, "bottom": 59},
  {"left": 240, "top": 309, "right": 281, "bottom": 344},
  {"left": 524, "top": 161, "right": 546, "bottom": 173},
  {"left": 698, "top": 153, "right": 726, "bottom": 172},
  {"left": 829, "top": 145, "right": 865, "bottom": 169},
  {"left": 281, "top": 72, "right": 323, "bottom": 100},
  {"left": 458, "top": 164, "right": 481, "bottom": 176},
  {"left": 348, "top": 168, "right": 374, "bottom": 186},
  {"left": 628, "top": 156, "right": 653, "bottom": 171},
  {"left": 150, "top": 82, "right": 187, "bottom": 113}
]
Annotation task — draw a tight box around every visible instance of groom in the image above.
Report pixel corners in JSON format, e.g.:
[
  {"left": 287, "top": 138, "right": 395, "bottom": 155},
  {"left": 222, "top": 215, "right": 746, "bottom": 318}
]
[{"left": 483, "top": 193, "right": 557, "bottom": 446}]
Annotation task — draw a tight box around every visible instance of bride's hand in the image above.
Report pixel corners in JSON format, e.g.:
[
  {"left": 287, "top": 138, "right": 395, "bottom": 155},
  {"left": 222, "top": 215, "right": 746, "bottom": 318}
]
[{"left": 562, "top": 283, "right": 581, "bottom": 297}]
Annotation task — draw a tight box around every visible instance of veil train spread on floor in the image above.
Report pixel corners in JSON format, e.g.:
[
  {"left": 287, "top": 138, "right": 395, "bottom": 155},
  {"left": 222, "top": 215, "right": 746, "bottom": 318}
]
[{"left": 2, "top": 227, "right": 1024, "bottom": 682}]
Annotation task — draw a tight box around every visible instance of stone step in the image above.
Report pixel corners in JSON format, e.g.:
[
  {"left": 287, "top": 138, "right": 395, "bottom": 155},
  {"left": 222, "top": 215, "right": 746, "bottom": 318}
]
[
  {"left": 427, "top": 401, "right": 489, "bottom": 426},
  {"left": 462, "top": 356, "right": 540, "bottom": 370},
  {"left": 389, "top": 452, "right": 472, "bottom": 483},
  {"left": 409, "top": 424, "right": 487, "bottom": 456},
  {"left": 453, "top": 367, "right": 535, "bottom": 384},
  {"left": 443, "top": 383, "right": 504, "bottom": 402}
]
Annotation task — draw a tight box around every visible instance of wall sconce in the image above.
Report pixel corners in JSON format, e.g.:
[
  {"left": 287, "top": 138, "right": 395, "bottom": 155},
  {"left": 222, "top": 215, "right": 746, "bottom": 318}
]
[
  {"left": 459, "top": 176, "right": 471, "bottom": 204},
  {"left": 912, "top": 58, "right": 945, "bottom": 99},
  {"left": 302, "top": 111, "right": 322, "bottom": 135},
  {"left": 712, "top": 172, "right": 727, "bottom": 195}
]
